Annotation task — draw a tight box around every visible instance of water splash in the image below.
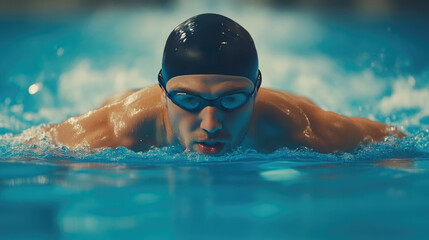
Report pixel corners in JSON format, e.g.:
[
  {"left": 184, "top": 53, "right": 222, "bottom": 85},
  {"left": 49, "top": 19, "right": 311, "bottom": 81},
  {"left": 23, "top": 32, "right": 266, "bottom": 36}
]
[{"left": 1, "top": 124, "right": 427, "bottom": 166}]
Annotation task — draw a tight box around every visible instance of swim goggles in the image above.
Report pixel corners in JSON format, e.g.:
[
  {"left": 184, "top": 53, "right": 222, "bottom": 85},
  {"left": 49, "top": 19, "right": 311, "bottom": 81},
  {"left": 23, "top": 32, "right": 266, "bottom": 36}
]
[{"left": 158, "top": 70, "right": 261, "bottom": 113}]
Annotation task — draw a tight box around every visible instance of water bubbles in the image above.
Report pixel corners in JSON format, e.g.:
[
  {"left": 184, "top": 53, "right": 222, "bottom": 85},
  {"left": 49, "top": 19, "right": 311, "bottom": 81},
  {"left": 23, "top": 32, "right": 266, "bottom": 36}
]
[
  {"left": 57, "top": 47, "right": 64, "bottom": 57},
  {"left": 28, "top": 83, "right": 43, "bottom": 95},
  {"left": 10, "top": 104, "right": 23, "bottom": 113}
]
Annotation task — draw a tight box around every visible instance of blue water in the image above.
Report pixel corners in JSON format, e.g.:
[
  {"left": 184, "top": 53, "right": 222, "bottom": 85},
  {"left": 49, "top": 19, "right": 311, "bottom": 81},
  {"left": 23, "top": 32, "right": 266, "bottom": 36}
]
[{"left": 1, "top": 1, "right": 429, "bottom": 239}]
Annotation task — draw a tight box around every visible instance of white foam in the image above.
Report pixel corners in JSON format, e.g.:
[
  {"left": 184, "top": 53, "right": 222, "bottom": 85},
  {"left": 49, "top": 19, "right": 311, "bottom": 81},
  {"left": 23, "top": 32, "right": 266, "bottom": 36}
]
[
  {"left": 380, "top": 78, "right": 429, "bottom": 113},
  {"left": 379, "top": 77, "right": 429, "bottom": 126},
  {"left": 58, "top": 59, "right": 152, "bottom": 114},
  {"left": 261, "top": 54, "right": 386, "bottom": 113}
]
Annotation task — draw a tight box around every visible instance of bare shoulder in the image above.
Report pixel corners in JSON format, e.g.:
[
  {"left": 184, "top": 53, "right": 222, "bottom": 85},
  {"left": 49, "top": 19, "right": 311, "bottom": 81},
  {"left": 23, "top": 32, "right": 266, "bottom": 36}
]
[
  {"left": 251, "top": 88, "right": 403, "bottom": 153},
  {"left": 99, "top": 89, "right": 139, "bottom": 107},
  {"left": 250, "top": 88, "right": 312, "bottom": 152},
  {"left": 49, "top": 85, "right": 166, "bottom": 150}
]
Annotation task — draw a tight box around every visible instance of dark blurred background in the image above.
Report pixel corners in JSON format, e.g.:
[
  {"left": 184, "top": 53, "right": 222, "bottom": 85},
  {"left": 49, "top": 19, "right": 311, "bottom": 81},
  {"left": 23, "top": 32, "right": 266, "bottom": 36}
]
[{"left": 1, "top": 0, "right": 429, "bottom": 16}]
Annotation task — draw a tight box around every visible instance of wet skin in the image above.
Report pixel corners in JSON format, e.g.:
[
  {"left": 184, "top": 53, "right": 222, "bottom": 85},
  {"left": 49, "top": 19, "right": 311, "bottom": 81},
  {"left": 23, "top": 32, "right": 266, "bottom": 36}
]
[{"left": 47, "top": 74, "right": 404, "bottom": 155}]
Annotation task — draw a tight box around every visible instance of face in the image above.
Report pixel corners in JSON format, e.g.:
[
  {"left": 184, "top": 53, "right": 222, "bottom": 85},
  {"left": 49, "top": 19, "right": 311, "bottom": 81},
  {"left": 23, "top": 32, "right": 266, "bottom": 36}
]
[{"left": 162, "top": 74, "right": 257, "bottom": 155}]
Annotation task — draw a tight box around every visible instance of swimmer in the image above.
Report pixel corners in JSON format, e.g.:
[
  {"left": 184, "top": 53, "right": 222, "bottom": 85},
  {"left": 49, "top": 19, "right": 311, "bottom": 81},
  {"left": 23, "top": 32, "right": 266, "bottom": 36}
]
[{"left": 45, "top": 13, "right": 404, "bottom": 155}]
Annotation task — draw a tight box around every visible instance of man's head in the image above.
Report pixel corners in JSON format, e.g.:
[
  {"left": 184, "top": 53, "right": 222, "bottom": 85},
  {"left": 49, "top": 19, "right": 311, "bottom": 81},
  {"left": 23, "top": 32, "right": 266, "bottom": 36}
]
[{"left": 159, "top": 13, "right": 261, "bottom": 155}]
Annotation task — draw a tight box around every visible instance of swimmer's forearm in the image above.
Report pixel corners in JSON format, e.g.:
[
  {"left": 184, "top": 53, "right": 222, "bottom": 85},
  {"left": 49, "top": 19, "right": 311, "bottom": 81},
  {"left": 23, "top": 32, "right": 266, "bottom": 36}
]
[
  {"left": 350, "top": 117, "right": 405, "bottom": 141},
  {"left": 301, "top": 113, "right": 405, "bottom": 153}
]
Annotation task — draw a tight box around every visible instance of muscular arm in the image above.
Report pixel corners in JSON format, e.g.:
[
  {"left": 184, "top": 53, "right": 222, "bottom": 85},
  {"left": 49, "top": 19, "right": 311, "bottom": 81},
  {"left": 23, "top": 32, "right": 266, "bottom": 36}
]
[
  {"left": 47, "top": 103, "right": 131, "bottom": 149},
  {"left": 46, "top": 85, "right": 167, "bottom": 151},
  {"left": 253, "top": 88, "right": 404, "bottom": 153},
  {"left": 295, "top": 106, "right": 404, "bottom": 152}
]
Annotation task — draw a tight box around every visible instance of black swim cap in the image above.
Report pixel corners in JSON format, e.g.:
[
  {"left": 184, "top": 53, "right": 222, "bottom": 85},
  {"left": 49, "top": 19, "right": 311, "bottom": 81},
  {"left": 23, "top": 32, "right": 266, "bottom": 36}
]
[{"left": 161, "top": 13, "right": 260, "bottom": 84}]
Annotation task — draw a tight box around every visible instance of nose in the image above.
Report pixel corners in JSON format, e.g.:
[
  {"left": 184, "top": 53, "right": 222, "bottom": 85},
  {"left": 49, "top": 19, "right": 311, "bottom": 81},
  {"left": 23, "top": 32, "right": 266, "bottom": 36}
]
[{"left": 200, "top": 106, "right": 223, "bottom": 133}]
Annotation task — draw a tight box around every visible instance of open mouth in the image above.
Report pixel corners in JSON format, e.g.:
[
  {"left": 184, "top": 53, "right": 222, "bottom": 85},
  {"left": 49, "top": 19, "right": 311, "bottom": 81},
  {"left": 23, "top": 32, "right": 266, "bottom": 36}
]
[{"left": 195, "top": 141, "right": 226, "bottom": 155}]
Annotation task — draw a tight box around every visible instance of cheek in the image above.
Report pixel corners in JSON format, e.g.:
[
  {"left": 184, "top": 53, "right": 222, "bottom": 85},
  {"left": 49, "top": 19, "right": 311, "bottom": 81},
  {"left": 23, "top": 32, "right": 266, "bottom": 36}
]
[
  {"left": 167, "top": 103, "right": 198, "bottom": 138},
  {"left": 178, "top": 115, "right": 198, "bottom": 133},
  {"left": 225, "top": 103, "right": 253, "bottom": 132}
]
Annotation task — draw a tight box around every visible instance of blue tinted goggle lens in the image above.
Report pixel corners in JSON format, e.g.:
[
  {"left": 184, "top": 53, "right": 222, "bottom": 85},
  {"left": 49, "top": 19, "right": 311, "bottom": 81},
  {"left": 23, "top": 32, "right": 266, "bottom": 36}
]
[
  {"left": 170, "top": 92, "right": 250, "bottom": 112},
  {"left": 158, "top": 70, "right": 261, "bottom": 113}
]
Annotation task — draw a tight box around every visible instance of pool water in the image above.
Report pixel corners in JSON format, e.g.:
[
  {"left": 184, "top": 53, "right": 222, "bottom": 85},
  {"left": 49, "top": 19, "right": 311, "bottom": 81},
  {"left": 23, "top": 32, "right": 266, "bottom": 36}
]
[{"left": 1, "top": 1, "right": 429, "bottom": 239}]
